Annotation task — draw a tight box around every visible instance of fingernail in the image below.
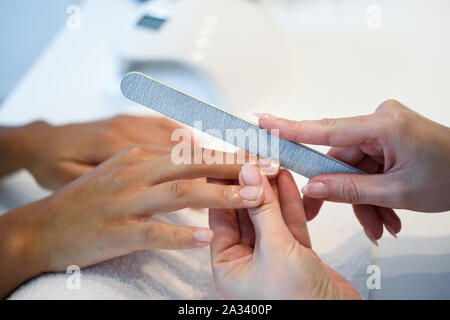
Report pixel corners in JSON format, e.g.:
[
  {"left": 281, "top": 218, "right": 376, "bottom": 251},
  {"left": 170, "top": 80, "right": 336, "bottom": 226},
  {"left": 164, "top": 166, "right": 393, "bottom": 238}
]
[
  {"left": 193, "top": 229, "right": 213, "bottom": 243},
  {"left": 254, "top": 113, "right": 278, "bottom": 120},
  {"left": 364, "top": 228, "right": 379, "bottom": 247},
  {"left": 385, "top": 224, "right": 398, "bottom": 238},
  {"left": 240, "top": 186, "right": 263, "bottom": 201},
  {"left": 302, "top": 182, "right": 328, "bottom": 198},
  {"left": 258, "top": 158, "right": 280, "bottom": 175},
  {"left": 241, "top": 164, "right": 261, "bottom": 186}
]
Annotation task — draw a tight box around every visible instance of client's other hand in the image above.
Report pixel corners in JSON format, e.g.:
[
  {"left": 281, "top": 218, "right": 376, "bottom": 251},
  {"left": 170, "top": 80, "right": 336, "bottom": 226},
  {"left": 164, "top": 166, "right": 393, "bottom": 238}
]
[
  {"left": 2, "top": 115, "right": 182, "bottom": 189},
  {"left": 209, "top": 165, "right": 360, "bottom": 299}
]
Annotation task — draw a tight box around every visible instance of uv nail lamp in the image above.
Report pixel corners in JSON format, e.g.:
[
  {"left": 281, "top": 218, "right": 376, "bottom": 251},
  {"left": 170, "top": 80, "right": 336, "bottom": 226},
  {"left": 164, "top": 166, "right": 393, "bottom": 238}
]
[{"left": 118, "top": 0, "right": 299, "bottom": 112}]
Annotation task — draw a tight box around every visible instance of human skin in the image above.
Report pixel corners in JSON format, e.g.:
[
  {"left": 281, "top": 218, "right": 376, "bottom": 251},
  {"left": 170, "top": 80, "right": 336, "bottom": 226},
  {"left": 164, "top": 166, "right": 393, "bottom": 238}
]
[
  {"left": 256, "top": 100, "right": 450, "bottom": 244},
  {"left": 209, "top": 165, "right": 361, "bottom": 299},
  {"left": 0, "top": 115, "right": 183, "bottom": 190},
  {"left": 0, "top": 146, "right": 277, "bottom": 299}
]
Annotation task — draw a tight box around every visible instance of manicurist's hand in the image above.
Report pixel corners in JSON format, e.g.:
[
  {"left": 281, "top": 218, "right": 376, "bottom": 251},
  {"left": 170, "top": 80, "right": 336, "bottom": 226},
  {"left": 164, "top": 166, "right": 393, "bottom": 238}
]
[
  {"left": 209, "top": 165, "right": 360, "bottom": 300},
  {"left": 257, "top": 100, "right": 450, "bottom": 243},
  {"left": 0, "top": 115, "right": 182, "bottom": 189},
  {"left": 0, "top": 145, "right": 274, "bottom": 298}
]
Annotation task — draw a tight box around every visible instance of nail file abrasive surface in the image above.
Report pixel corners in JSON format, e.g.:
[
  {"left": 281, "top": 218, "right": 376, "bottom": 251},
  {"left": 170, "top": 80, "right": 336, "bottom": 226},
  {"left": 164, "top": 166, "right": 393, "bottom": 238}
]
[{"left": 121, "top": 72, "right": 363, "bottom": 179}]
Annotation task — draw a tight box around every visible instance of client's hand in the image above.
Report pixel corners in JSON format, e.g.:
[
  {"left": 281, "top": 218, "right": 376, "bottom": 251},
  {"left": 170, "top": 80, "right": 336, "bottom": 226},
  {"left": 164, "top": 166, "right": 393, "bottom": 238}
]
[
  {"left": 0, "top": 115, "right": 182, "bottom": 189},
  {"left": 0, "top": 145, "right": 270, "bottom": 298},
  {"left": 209, "top": 165, "right": 360, "bottom": 300}
]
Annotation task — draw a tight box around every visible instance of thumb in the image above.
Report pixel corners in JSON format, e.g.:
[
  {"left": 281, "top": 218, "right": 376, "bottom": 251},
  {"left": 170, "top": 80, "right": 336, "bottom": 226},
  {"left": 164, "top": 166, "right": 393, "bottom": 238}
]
[
  {"left": 239, "top": 164, "right": 290, "bottom": 245},
  {"left": 302, "top": 173, "right": 394, "bottom": 208}
]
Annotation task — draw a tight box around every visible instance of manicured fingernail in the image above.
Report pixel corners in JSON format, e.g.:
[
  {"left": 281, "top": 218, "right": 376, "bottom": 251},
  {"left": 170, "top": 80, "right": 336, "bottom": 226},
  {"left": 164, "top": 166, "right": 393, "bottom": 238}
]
[
  {"left": 240, "top": 186, "right": 263, "bottom": 201},
  {"left": 364, "top": 228, "right": 379, "bottom": 247},
  {"left": 193, "top": 229, "right": 213, "bottom": 243},
  {"left": 258, "top": 158, "right": 280, "bottom": 175},
  {"left": 241, "top": 164, "right": 261, "bottom": 186},
  {"left": 302, "top": 182, "right": 328, "bottom": 198},
  {"left": 254, "top": 113, "right": 278, "bottom": 120},
  {"left": 385, "top": 224, "right": 398, "bottom": 238}
]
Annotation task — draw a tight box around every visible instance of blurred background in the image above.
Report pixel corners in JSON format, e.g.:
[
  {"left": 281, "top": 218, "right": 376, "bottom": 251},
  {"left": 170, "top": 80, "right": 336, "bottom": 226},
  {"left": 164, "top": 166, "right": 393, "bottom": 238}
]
[
  {"left": 1, "top": 0, "right": 449, "bottom": 299},
  {"left": 0, "top": 0, "right": 81, "bottom": 104}
]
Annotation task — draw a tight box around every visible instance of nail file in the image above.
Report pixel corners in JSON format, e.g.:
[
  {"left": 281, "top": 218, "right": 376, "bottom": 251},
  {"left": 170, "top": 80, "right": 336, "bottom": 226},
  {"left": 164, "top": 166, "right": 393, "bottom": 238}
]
[{"left": 120, "top": 72, "right": 364, "bottom": 179}]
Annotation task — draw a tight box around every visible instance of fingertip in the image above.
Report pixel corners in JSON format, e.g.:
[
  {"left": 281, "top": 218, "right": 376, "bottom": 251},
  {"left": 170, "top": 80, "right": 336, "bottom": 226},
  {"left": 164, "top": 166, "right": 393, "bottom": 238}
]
[
  {"left": 301, "top": 181, "right": 329, "bottom": 199},
  {"left": 241, "top": 164, "right": 262, "bottom": 186},
  {"left": 353, "top": 205, "right": 384, "bottom": 240},
  {"left": 303, "top": 197, "right": 323, "bottom": 221},
  {"left": 258, "top": 158, "right": 280, "bottom": 176},
  {"left": 277, "top": 168, "right": 294, "bottom": 183},
  {"left": 239, "top": 185, "right": 264, "bottom": 202},
  {"left": 254, "top": 113, "right": 278, "bottom": 121}
]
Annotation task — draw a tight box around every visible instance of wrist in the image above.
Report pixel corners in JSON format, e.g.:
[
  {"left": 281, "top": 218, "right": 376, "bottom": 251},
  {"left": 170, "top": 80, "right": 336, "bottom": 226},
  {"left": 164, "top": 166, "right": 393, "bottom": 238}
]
[
  {"left": 0, "top": 199, "right": 51, "bottom": 297},
  {"left": 0, "top": 121, "right": 51, "bottom": 173}
]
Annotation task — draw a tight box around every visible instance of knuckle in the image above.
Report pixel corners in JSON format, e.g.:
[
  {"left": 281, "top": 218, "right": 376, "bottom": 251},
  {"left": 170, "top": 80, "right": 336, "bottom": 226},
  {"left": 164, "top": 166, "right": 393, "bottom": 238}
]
[
  {"left": 171, "top": 227, "right": 184, "bottom": 245},
  {"left": 220, "top": 186, "right": 235, "bottom": 202},
  {"left": 144, "top": 224, "right": 160, "bottom": 243},
  {"left": 376, "top": 99, "right": 401, "bottom": 113},
  {"left": 111, "top": 115, "right": 128, "bottom": 124},
  {"left": 100, "top": 129, "right": 120, "bottom": 144},
  {"left": 320, "top": 117, "right": 337, "bottom": 129},
  {"left": 375, "top": 101, "right": 410, "bottom": 133},
  {"left": 390, "top": 109, "right": 409, "bottom": 130},
  {"left": 341, "top": 178, "right": 364, "bottom": 203},
  {"left": 171, "top": 180, "right": 192, "bottom": 199},
  {"left": 319, "top": 118, "right": 337, "bottom": 144},
  {"left": 123, "top": 144, "right": 147, "bottom": 158}
]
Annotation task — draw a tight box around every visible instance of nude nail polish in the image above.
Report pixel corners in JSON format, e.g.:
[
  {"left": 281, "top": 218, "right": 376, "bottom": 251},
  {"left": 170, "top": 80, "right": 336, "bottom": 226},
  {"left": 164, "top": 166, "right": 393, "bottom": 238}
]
[
  {"left": 193, "top": 230, "right": 213, "bottom": 243},
  {"left": 254, "top": 113, "right": 278, "bottom": 120},
  {"left": 258, "top": 158, "right": 280, "bottom": 175},
  {"left": 241, "top": 164, "right": 261, "bottom": 186},
  {"left": 240, "top": 186, "right": 263, "bottom": 201},
  {"left": 302, "top": 182, "right": 328, "bottom": 198}
]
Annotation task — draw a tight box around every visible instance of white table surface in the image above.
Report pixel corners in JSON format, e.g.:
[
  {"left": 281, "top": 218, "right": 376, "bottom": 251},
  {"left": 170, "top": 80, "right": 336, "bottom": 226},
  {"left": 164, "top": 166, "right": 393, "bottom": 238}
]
[{"left": 1, "top": 0, "right": 449, "bottom": 299}]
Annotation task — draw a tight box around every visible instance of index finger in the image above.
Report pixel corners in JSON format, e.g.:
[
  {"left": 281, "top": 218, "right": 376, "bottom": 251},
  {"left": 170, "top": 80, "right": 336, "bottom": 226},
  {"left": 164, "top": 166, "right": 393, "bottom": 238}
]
[{"left": 258, "top": 114, "right": 378, "bottom": 147}]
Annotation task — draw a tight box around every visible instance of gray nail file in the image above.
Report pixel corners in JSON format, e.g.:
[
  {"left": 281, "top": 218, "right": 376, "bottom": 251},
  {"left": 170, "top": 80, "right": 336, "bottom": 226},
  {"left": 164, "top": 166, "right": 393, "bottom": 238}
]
[{"left": 120, "top": 72, "right": 363, "bottom": 179}]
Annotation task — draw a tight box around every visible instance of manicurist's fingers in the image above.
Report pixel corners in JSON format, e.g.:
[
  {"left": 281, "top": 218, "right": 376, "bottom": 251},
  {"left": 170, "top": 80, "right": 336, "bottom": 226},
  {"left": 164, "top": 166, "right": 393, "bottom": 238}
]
[
  {"left": 257, "top": 114, "right": 379, "bottom": 147},
  {"left": 301, "top": 172, "right": 396, "bottom": 208},
  {"left": 277, "top": 169, "right": 311, "bottom": 248},
  {"left": 328, "top": 146, "right": 366, "bottom": 166},
  {"left": 353, "top": 204, "right": 384, "bottom": 246},
  {"left": 376, "top": 206, "right": 401, "bottom": 237},
  {"left": 303, "top": 197, "right": 324, "bottom": 221}
]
